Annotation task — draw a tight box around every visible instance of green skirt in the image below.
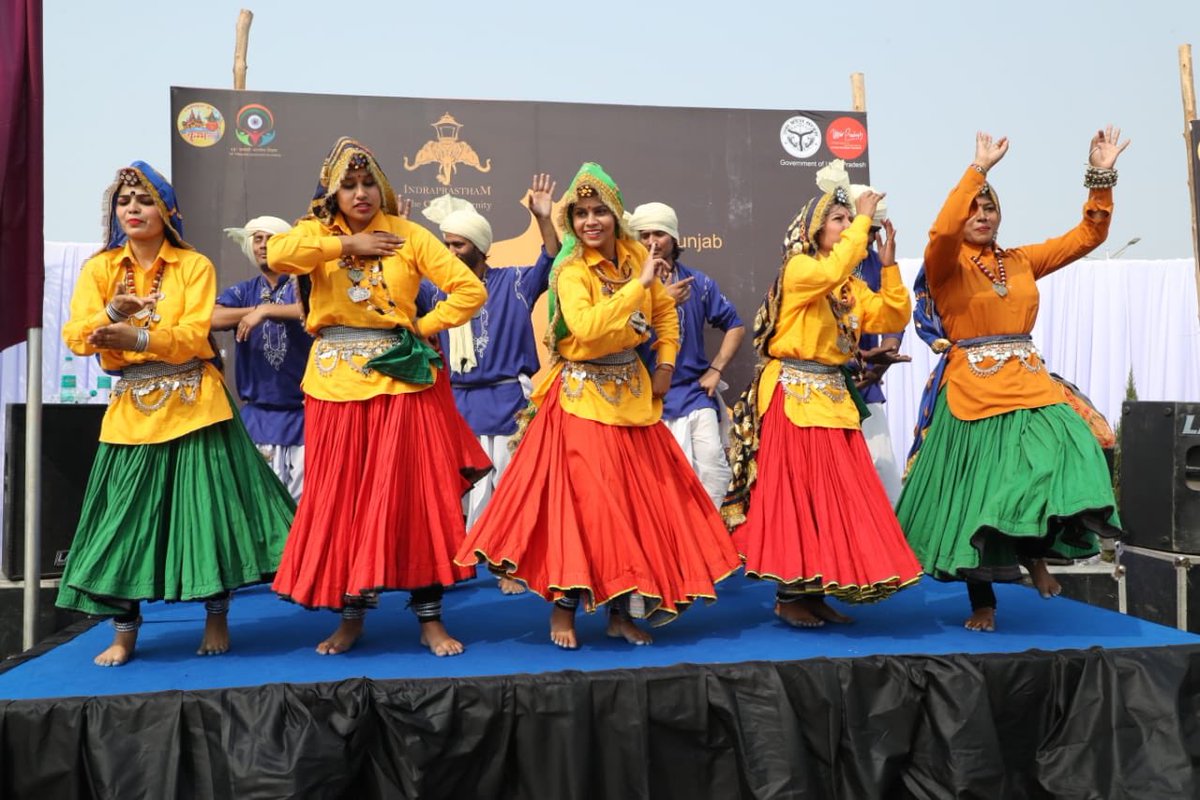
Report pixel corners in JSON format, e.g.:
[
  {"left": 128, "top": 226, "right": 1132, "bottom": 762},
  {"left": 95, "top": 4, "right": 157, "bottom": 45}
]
[
  {"left": 896, "top": 390, "right": 1119, "bottom": 583},
  {"left": 57, "top": 410, "right": 296, "bottom": 616}
]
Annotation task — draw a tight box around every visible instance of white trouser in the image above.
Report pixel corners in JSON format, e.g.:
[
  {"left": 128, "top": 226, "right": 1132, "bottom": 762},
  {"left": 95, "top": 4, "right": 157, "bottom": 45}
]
[
  {"left": 256, "top": 443, "right": 305, "bottom": 502},
  {"left": 465, "top": 434, "right": 514, "bottom": 528},
  {"left": 664, "top": 407, "right": 732, "bottom": 508},
  {"left": 861, "top": 403, "right": 902, "bottom": 505}
]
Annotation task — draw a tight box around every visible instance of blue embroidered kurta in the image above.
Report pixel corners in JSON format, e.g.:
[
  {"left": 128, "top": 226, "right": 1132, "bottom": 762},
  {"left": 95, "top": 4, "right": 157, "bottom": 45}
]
[
  {"left": 216, "top": 275, "right": 312, "bottom": 446},
  {"left": 416, "top": 250, "right": 553, "bottom": 435},
  {"left": 639, "top": 262, "right": 743, "bottom": 420},
  {"left": 853, "top": 247, "right": 905, "bottom": 405}
]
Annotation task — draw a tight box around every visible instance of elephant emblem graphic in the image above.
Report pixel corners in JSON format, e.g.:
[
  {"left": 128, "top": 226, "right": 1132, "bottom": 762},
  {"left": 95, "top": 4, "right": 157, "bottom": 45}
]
[{"left": 403, "top": 112, "right": 492, "bottom": 186}]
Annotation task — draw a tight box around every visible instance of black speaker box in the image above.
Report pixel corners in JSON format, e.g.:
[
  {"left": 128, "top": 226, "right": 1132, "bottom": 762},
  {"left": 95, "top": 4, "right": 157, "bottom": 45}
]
[
  {"left": 1118, "top": 401, "right": 1200, "bottom": 553},
  {"left": 3, "top": 403, "right": 106, "bottom": 579}
]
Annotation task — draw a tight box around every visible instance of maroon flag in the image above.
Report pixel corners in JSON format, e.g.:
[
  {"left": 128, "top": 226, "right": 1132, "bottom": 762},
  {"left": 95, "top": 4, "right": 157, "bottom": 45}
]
[{"left": 0, "top": 0, "right": 43, "bottom": 350}]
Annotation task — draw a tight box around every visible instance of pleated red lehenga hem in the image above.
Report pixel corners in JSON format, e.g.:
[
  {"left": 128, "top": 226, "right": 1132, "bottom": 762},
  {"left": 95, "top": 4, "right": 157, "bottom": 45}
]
[
  {"left": 273, "top": 371, "right": 490, "bottom": 611},
  {"left": 732, "top": 386, "right": 922, "bottom": 603},
  {"left": 455, "top": 378, "right": 742, "bottom": 626}
]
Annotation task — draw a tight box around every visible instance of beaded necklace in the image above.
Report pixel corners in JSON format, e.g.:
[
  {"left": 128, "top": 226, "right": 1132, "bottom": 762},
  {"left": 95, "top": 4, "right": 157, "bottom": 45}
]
[
  {"left": 592, "top": 253, "right": 633, "bottom": 297},
  {"left": 340, "top": 254, "right": 398, "bottom": 316},
  {"left": 970, "top": 249, "right": 1008, "bottom": 297},
  {"left": 120, "top": 259, "right": 166, "bottom": 325}
]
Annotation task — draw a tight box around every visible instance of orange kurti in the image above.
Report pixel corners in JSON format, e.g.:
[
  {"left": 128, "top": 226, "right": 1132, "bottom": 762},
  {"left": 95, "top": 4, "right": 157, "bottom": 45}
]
[
  {"left": 757, "top": 214, "right": 911, "bottom": 429},
  {"left": 926, "top": 166, "right": 1112, "bottom": 420}
]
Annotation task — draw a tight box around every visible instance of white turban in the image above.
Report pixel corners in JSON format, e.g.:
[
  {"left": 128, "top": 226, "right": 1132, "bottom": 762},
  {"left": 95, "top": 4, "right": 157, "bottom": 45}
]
[
  {"left": 626, "top": 202, "right": 680, "bottom": 242},
  {"left": 224, "top": 215, "right": 293, "bottom": 264},
  {"left": 421, "top": 194, "right": 493, "bottom": 254},
  {"left": 815, "top": 159, "right": 888, "bottom": 226}
]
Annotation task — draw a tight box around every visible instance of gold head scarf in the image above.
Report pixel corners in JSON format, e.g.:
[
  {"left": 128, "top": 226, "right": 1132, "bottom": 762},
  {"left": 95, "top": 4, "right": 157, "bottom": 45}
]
[{"left": 308, "top": 137, "right": 398, "bottom": 225}]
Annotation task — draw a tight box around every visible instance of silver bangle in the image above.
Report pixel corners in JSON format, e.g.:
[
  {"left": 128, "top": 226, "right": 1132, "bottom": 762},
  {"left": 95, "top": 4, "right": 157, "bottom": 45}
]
[
  {"left": 1084, "top": 165, "right": 1118, "bottom": 189},
  {"left": 133, "top": 328, "right": 150, "bottom": 352},
  {"left": 105, "top": 302, "right": 129, "bottom": 323}
]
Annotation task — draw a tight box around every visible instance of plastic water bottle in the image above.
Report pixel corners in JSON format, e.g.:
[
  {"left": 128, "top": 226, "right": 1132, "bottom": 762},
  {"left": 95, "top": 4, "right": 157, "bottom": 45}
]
[
  {"left": 59, "top": 355, "right": 79, "bottom": 404},
  {"left": 90, "top": 375, "right": 113, "bottom": 405}
]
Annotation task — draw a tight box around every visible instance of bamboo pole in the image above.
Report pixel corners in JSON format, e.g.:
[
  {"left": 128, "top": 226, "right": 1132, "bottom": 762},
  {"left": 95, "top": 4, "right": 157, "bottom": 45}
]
[
  {"left": 233, "top": 9, "right": 253, "bottom": 90},
  {"left": 850, "top": 73, "right": 866, "bottom": 113},
  {"left": 1181, "top": 45, "right": 1200, "bottom": 324}
]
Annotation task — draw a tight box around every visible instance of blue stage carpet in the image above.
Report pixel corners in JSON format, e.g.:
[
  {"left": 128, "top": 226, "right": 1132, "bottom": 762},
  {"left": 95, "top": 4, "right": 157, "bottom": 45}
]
[{"left": 2, "top": 574, "right": 1196, "bottom": 701}]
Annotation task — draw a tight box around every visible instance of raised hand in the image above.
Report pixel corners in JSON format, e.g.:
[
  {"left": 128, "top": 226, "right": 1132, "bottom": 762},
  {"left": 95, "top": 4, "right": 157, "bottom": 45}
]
[
  {"left": 664, "top": 275, "right": 695, "bottom": 304},
  {"left": 855, "top": 190, "right": 885, "bottom": 221},
  {"left": 340, "top": 231, "right": 404, "bottom": 258},
  {"left": 1088, "top": 125, "right": 1130, "bottom": 169},
  {"left": 973, "top": 131, "right": 1009, "bottom": 171},
  {"left": 527, "top": 173, "right": 556, "bottom": 220},
  {"left": 876, "top": 219, "right": 897, "bottom": 266},
  {"left": 640, "top": 241, "right": 669, "bottom": 288},
  {"left": 397, "top": 197, "right": 413, "bottom": 219}
]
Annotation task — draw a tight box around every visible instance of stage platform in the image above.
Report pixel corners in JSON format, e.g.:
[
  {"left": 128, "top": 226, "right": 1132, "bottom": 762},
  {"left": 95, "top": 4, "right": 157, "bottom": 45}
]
[{"left": 1, "top": 575, "right": 1198, "bottom": 798}]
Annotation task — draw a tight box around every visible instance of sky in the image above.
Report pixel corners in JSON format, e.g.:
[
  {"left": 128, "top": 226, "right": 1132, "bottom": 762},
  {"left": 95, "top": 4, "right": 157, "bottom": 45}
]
[{"left": 43, "top": 0, "right": 1200, "bottom": 261}]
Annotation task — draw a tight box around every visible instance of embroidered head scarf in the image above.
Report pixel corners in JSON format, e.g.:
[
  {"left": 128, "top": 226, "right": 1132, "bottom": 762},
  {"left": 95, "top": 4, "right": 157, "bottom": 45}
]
[
  {"left": 100, "top": 161, "right": 190, "bottom": 253},
  {"left": 308, "top": 137, "right": 398, "bottom": 225},
  {"left": 545, "top": 162, "right": 633, "bottom": 357},
  {"left": 224, "top": 215, "right": 293, "bottom": 265}
]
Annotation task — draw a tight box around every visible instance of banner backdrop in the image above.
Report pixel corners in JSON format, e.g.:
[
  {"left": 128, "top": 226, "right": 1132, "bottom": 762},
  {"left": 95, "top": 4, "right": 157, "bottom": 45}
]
[{"left": 169, "top": 87, "right": 870, "bottom": 396}]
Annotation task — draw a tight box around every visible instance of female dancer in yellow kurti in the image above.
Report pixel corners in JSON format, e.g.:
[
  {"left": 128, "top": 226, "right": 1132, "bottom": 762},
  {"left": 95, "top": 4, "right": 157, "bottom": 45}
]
[
  {"left": 456, "top": 163, "right": 741, "bottom": 649},
  {"left": 724, "top": 183, "right": 922, "bottom": 628}
]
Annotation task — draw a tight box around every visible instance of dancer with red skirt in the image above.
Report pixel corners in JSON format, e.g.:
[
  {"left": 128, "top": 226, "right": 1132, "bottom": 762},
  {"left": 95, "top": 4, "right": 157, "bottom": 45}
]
[
  {"left": 268, "top": 138, "right": 488, "bottom": 656},
  {"left": 724, "top": 180, "right": 922, "bottom": 628},
  {"left": 456, "top": 163, "right": 741, "bottom": 649}
]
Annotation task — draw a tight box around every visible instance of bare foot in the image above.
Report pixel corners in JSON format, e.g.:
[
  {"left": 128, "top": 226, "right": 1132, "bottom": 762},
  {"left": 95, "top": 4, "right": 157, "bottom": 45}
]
[
  {"left": 419, "top": 620, "right": 465, "bottom": 657},
  {"left": 497, "top": 576, "right": 527, "bottom": 595},
  {"left": 1027, "top": 559, "right": 1062, "bottom": 598},
  {"left": 964, "top": 607, "right": 996, "bottom": 632},
  {"left": 550, "top": 604, "right": 579, "bottom": 649},
  {"left": 805, "top": 597, "right": 854, "bottom": 624},
  {"left": 775, "top": 600, "right": 824, "bottom": 628},
  {"left": 196, "top": 612, "right": 230, "bottom": 655},
  {"left": 94, "top": 628, "right": 138, "bottom": 667},
  {"left": 316, "top": 617, "right": 364, "bottom": 655},
  {"left": 606, "top": 614, "right": 653, "bottom": 645}
]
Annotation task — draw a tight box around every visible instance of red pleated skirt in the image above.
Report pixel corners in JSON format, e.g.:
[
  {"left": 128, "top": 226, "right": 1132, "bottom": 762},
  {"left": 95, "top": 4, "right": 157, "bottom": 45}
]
[
  {"left": 273, "top": 373, "right": 491, "bottom": 609},
  {"left": 455, "top": 378, "right": 742, "bottom": 626},
  {"left": 733, "top": 387, "right": 922, "bottom": 603}
]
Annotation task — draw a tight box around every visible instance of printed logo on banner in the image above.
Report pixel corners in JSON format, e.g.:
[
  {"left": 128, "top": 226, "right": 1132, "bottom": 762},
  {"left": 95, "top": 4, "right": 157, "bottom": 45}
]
[
  {"left": 404, "top": 113, "right": 493, "bottom": 186},
  {"left": 235, "top": 103, "right": 277, "bottom": 147},
  {"left": 780, "top": 115, "right": 821, "bottom": 159},
  {"left": 826, "top": 117, "right": 867, "bottom": 160},
  {"left": 176, "top": 102, "right": 226, "bottom": 148}
]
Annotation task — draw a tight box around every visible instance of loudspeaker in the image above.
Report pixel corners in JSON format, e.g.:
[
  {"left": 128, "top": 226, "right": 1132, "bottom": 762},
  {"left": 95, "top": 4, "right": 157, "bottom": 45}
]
[
  {"left": 3, "top": 403, "right": 106, "bottom": 579},
  {"left": 1118, "top": 401, "right": 1200, "bottom": 553}
]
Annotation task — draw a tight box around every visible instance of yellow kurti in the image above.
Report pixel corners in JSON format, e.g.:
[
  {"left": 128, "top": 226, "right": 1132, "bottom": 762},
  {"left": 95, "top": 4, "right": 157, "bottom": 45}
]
[
  {"left": 757, "top": 214, "right": 911, "bottom": 429},
  {"left": 62, "top": 241, "right": 232, "bottom": 445},
  {"left": 532, "top": 239, "right": 680, "bottom": 426},
  {"left": 266, "top": 211, "right": 486, "bottom": 402},
  {"left": 926, "top": 166, "right": 1112, "bottom": 420}
]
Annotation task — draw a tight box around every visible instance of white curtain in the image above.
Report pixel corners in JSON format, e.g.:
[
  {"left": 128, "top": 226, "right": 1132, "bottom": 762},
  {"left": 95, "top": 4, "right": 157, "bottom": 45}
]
[{"left": 882, "top": 258, "right": 1200, "bottom": 468}]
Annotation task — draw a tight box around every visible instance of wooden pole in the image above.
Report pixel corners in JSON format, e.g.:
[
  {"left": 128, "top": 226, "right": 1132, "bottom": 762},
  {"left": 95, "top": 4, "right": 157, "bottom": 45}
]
[
  {"left": 850, "top": 73, "right": 866, "bottom": 113},
  {"left": 1181, "top": 45, "right": 1200, "bottom": 324},
  {"left": 233, "top": 9, "right": 253, "bottom": 90}
]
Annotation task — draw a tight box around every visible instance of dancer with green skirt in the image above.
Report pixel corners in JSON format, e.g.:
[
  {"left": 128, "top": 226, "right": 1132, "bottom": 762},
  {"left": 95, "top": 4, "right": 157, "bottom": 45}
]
[
  {"left": 58, "top": 162, "right": 295, "bottom": 665},
  {"left": 897, "top": 129, "right": 1128, "bottom": 632}
]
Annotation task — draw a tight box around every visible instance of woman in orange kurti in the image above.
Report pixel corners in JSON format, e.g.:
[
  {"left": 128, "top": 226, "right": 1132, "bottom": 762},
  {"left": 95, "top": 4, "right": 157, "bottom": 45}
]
[
  {"left": 897, "top": 129, "right": 1128, "bottom": 631},
  {"left": 268, "top": 138, "right": 489, "bottom": 656},
  {"left": 724, "top": 183, "right": 922, "bottom": 628},
  {"left": 456, "top": 163, "right": 741, "bottom": 649}
]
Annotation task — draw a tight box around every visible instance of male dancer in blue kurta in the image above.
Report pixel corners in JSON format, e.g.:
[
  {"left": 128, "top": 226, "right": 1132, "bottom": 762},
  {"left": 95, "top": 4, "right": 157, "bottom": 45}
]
[
  {"left": 417, "top": 176, "right": 560, "bottom": 591},
  {"left": 213, "top": 216, "right": 313, "bottom": 500},
  {"left": 627, "top": 202, "right": 745, "bottom": 507}
]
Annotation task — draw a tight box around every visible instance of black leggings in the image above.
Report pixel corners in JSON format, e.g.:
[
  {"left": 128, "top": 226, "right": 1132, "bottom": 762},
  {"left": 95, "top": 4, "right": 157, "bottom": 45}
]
[{"left": 967, "top": 538, "right": 1053, "bottom": 610}]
